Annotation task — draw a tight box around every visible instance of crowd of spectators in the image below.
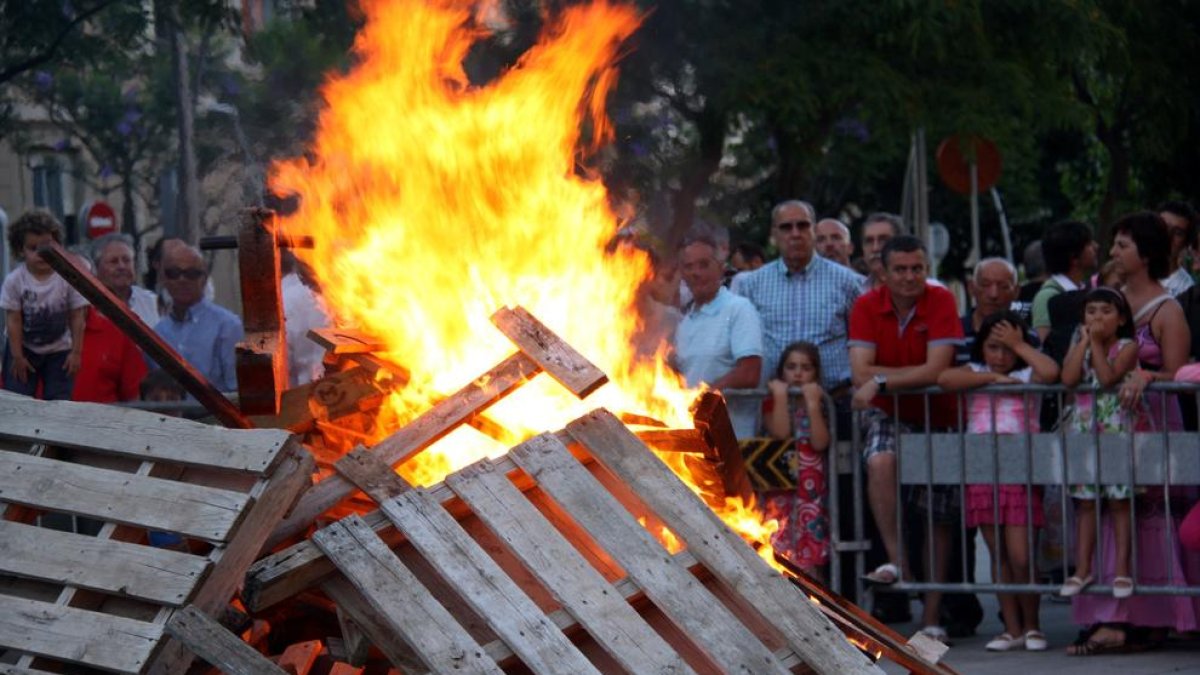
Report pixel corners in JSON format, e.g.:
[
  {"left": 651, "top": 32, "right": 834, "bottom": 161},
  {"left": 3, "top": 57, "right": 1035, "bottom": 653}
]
[
  {"left": 663, "top": 200, "right": 1200, "bottom": 655},
  {"left": 1, "top": 209, "right": 328, "bottom": 411}
]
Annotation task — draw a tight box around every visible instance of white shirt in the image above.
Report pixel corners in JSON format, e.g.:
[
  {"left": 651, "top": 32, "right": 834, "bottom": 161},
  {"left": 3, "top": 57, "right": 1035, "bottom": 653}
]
[
  {"left": 129, "top": 285, "right": 160, "bottom": 327},
  {"left": 281, "top": 273, "right": 330, "bottom": 386}
]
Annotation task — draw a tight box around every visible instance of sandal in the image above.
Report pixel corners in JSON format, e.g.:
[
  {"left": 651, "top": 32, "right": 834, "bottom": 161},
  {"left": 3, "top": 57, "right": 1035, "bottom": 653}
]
[
  {"left": 1059, "top": 574, "right": 1093, "bottom": 597},
  {"left": 1112, "top": 576, "right": 1134, "bottom": 599},
  {"left": 863, "top": 562, "right": 900, "bottom": 585},
  {"left": 1024, "top": 630, "right": 1048, "bottom": 651}
]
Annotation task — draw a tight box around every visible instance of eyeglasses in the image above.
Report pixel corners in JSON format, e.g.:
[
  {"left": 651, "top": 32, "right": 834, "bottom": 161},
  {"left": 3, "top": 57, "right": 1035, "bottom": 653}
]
[
  {"left": 775, "top": 220, "right": 812, "bottom": 232},
  {"left": 164, "top": 268, "right": 205, "bottom": 281}
]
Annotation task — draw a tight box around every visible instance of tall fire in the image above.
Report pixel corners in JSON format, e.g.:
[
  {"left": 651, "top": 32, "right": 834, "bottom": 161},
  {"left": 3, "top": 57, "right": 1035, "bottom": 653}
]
[{"left": 269, "top": 0, "right": 780, "bottom": 559}]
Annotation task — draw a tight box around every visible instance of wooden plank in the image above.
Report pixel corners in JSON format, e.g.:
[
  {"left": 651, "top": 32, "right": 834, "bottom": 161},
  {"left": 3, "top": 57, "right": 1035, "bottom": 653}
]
[
  {"left": 165, "top": 605, "right": 286, "bottom": 675},
  {"left": 266, "top": 351, "right": 542, "bottom": 548},
  {"left": 37, "top": 241, "right": 253, "bottom": 429},
  {"left": 445, "top": 459, "right": 692, "bottom": 674},
  {"left": 567, "top": 409, "right": 882, "bottom": 675},
  {"left": 379, "top": 489, "right": 600, "bottom": 675},
  {"left": 236, "top": 208, "right": 288, "bottom": 416},
  {"left": 0, "top": 520, "right": 209, "bottom": 606},
  {"left": 312, "top": 516, "right": 503, "bottom": 674},
  {"left": 490, "top": 306, "right": 607, "bottom": 398},
  {"left": 507, "top": 434, "right": 789, "bottom": 674},
  {"left": 0, "top": 595, "right": 161, "bottom": 673},
  {"left": 322, "top": 576, "right": 426, "bottom": 672},
  {"left": 148, "top": 441, "right": 316, "bottom": 675},
  {"left": 0, "top": 390, "right": 289, "bottom": 473},
  {"left": 635, "top": 428, "right": 708, "bottom": 453},
  {"left": 0, "top": 452, "right": 248, "bottom": 541},
  {"left": 333, "top": 605, "right": 372, "bottom": 667},
  {"left": 333, "top": 446, "right": 410, "bottom": 503},
  {"left": 0, "top": 666, "right": 59, "bottom": 675},
  {"left": 253, "top": 366, "right": 382, "bottom": 433},
  {"left": 692, "top": 391, "right": 755, "bottom": 503},
  {"left": 307, "top": 327, "right": 386, "bottom": 354}
]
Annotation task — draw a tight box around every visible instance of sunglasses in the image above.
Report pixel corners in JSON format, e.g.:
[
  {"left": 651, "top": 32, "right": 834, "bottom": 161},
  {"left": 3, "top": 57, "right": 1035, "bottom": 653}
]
[
  {"left": 775, "top": 220, "right": 812, "bottom": 232},
  {"left": 164, "top": 268, "right": 205, "bottom": 281}
]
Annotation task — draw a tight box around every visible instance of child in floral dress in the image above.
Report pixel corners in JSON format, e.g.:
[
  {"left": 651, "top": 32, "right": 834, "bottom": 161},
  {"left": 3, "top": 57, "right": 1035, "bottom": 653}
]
[
  {"left": 763, "top": 341, "right": 830, "bottom": 579},
  {"left": 1060, "top": 287, "right": 1141, "bottom": 599}
]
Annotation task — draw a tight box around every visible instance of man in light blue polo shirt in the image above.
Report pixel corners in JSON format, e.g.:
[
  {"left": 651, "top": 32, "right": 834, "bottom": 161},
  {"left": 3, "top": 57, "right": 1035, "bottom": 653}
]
[
  {"left": 152, "top": 243, "right": 243, "bottom": 392},
  {"left": 673, "top": 235, "right": 763, "bottom": 438}
]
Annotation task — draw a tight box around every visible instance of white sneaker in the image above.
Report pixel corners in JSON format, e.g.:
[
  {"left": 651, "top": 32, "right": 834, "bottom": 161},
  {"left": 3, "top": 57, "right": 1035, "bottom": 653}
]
[{"left": 985, "top": 633, "right": 1025, "bottom": 651}]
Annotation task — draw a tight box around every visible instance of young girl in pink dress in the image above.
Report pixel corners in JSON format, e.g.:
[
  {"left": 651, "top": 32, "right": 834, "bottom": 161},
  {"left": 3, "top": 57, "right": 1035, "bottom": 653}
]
[
  {"left": 763, "top": 341, "right": 830, "bottom": 579},
  {"left": 938, "top": 311, "right": 1060, "bottom": 652}
]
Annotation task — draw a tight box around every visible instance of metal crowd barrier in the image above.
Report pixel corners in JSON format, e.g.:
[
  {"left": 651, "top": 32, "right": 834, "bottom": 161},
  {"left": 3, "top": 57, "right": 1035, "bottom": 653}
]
[{"left": 726, "top": 382, "right": 1200, "bottom": 605}]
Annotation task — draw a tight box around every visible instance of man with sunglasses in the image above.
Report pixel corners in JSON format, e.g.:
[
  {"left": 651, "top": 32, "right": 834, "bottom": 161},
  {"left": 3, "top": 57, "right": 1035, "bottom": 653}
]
[
  {"left": 151, "top": 243, "right": 243, "bottom": 392},
  {"left": 735, "top": 200, "right": 865, "bottom": 397}
]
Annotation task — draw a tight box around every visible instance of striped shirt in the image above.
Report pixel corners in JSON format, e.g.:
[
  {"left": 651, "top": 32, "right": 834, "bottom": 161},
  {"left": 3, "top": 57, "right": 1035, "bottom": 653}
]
[{"left": 734, "top": 256, "right": 865, "bottom": 388}]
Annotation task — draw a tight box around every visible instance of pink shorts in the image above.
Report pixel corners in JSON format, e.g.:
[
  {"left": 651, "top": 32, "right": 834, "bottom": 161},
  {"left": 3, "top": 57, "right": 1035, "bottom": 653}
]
[{"left": 965, "top": 484, "right": 1044, "bottom": 528}]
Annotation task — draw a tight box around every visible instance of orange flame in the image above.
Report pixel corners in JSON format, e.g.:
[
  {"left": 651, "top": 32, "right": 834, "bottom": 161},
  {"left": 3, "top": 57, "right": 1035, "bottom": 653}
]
[{"left": 270, "top": 0, "right": 778, "bottom": 562}]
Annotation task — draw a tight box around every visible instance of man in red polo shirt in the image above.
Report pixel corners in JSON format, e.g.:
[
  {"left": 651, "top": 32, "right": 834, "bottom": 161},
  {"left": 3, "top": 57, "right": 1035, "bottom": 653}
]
[{"left": 848, "top": 234, "right": 962, "bottom": 642}]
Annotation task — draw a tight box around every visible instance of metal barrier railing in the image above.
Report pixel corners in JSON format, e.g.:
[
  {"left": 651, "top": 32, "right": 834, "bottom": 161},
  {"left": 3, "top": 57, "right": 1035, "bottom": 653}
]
[{"left": 726, "top": 382, "right": 1200, "bottom": 604}]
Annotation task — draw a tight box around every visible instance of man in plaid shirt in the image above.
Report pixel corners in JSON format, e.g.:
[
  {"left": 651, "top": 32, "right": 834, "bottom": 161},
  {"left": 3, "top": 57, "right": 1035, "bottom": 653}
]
[{"left": 734, "top": 200, "right": 866, "bottom": 396}]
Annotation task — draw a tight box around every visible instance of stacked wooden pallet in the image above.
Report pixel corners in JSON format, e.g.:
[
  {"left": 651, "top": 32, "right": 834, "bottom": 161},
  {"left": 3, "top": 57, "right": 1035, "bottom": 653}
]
[{"left": 0, "top": 390, "right": 312, "bottom": 674}]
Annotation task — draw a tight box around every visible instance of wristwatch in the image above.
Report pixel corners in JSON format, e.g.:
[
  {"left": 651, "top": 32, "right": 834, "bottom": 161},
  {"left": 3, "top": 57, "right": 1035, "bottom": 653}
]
[{"left": 872, "top": 374, "right": 888, "bottom": 392}]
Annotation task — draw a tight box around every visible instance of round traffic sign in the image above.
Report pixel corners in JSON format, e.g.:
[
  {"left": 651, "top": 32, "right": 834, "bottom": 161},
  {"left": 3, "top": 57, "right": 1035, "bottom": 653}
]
[
  {"left": 936, "top": 136, "right": 1002, "bottom": 195},
  {"left": 80, "top": 200, "right": 118, "bottom": 239}
]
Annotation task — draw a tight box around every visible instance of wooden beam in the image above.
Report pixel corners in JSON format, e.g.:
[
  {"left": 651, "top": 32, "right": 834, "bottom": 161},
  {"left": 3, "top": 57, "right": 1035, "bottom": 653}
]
[
  {"left": 333, "top": 446, "right": 411, "bottom": 503},
  {"left": 0, "top": 390, "right": 287, "bottom": 473},
  {"left": 0, "top": 596, "right": 161, "bottom": 673},
  {"left": 236, "top": 207, "right": 288, "bottom": 416},
  {"left": 691, "top": 390, "right": 755, "bottom": 503},
  {"left": 308, "top": 328, "right": 386, "bottom": 355},
  {"left": 634, "top": 428, "right": 707, "bottom": 453},
  {"left": 165, "top": 605, "right": 286, "bottom": 675},
  {"left": 265, "top": 351, "right": 541, "bottom": 548},
  {"left": 490, "top": 306, "right": 607, "bottom": 398},
  {"left": 37, "top": 241, "right": 252, "bottom": 429}
]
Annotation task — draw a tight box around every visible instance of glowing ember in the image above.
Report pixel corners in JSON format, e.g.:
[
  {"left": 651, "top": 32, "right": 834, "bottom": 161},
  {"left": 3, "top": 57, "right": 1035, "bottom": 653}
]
[{"left": 269, "top": 0, "right": 779, "bottom": 566}]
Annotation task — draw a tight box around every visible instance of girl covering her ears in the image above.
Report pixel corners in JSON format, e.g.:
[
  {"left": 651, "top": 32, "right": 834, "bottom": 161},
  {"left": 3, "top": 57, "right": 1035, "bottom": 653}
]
[
  {"left": 762, "top": 341, "right": 830, "bottom": 579},
  {"left": 938, "top": 310, "right": 1059, "bottom": 652}
]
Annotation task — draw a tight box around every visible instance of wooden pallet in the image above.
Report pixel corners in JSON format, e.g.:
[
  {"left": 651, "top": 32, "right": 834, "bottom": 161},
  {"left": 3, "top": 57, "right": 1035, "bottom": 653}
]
[
  {"left": 0, "top": 390, "right": 314, "bottom": 674},
  {"left": 287, "top": 408, "right": 882, "bottom": 674}
]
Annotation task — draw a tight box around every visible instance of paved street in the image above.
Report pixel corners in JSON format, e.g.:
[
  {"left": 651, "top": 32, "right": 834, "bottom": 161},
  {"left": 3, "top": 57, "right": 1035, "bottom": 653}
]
[
  {"left": 882, "top": 594, "right": 1200, "bottom": 674},
  {"left": 876, "top": 532, "right": 1200, "bottom": 674}
]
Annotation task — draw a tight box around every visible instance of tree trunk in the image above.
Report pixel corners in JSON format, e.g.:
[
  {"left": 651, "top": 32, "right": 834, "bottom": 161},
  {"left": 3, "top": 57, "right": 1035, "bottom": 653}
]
[
  {"left": 121, "top": 173, "right": 137, "bottom": 239},
  {"left": 664, "top": 104, "right": 726, "bottom": 255},
  {"left": 167, "top": 3, "right": 200, "bottom": 244},
  {"left": 1097, "top": 133, "right": 1129, "bottom": 229}
]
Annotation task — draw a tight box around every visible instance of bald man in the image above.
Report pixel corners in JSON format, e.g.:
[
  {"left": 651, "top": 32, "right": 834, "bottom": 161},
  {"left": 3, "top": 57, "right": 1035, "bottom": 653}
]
[
  {"left": 152, "top": 243, "right": 243, "bottom": 392},
  {"left": 815, "top": 218, "right": 854, "bottom": 267}
]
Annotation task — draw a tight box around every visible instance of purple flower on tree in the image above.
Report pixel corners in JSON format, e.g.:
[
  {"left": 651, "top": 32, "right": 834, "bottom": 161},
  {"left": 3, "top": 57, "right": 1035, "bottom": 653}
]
[
  {"left": 33, "top": 71, "right": 53, "bottom": 91},
  {"left": 52, "top": 138, "right": 69, "bottom": 151},
  {"left": 99, "top": 164, "right": 114, "bottom": 179},
  {"left": 116, "top": 120, "right": 133, "bottom": 137}
]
